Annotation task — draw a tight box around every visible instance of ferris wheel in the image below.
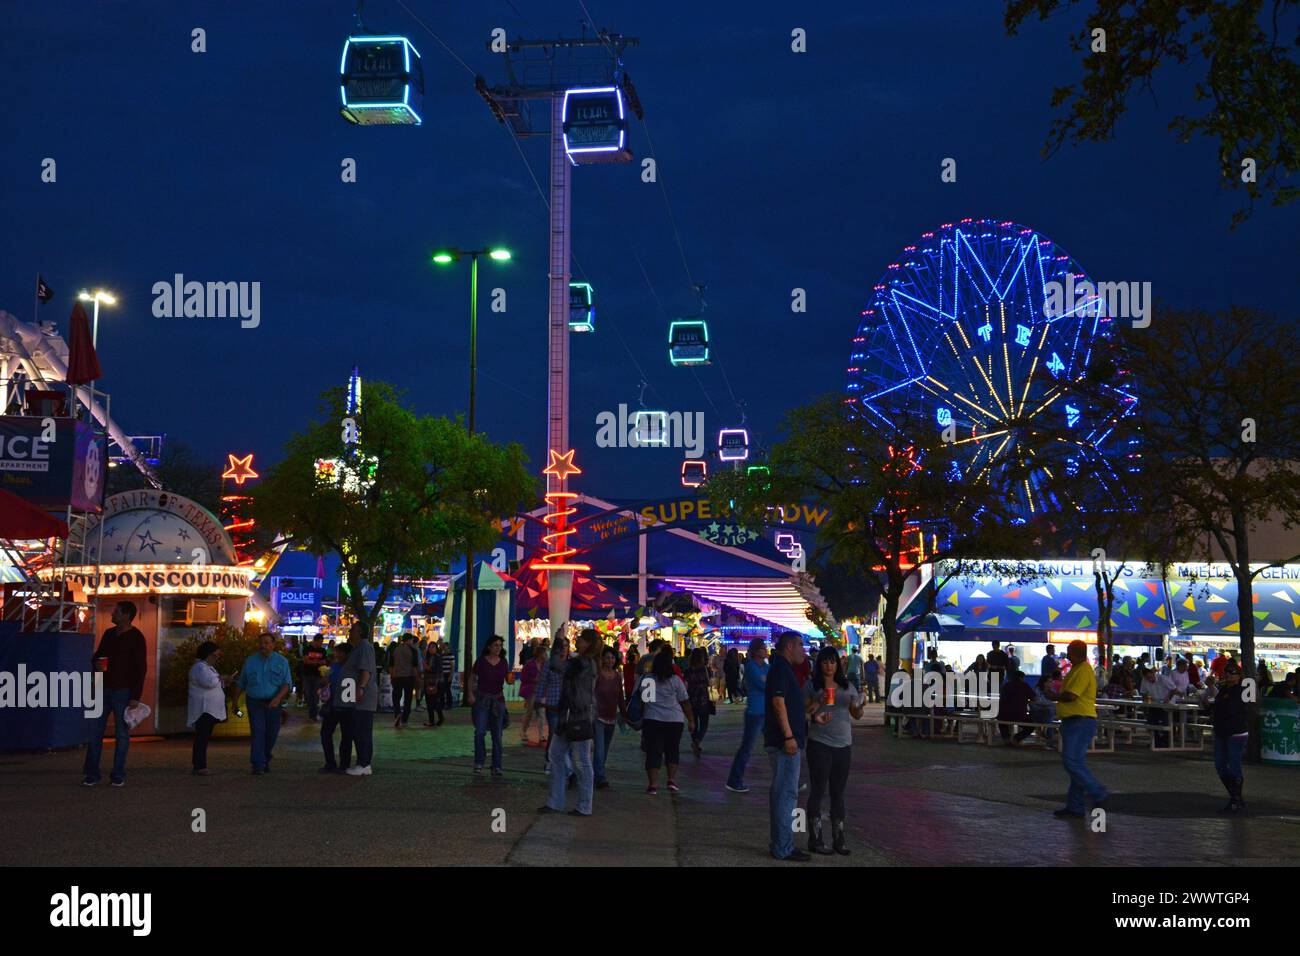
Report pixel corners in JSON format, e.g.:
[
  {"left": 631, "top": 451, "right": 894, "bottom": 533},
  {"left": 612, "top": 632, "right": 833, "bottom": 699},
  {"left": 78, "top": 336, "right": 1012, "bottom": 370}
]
[{"left": 845, "top": 219, "right": 1139, "bottom": 519}]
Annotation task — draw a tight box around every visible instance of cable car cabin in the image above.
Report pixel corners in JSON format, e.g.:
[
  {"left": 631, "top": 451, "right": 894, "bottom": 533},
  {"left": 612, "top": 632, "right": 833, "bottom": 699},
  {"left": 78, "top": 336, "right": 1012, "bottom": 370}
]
[
  {"left": 562, "top": 87, "right": 632, "bottom": 165},
  {"left": 634, "top": 410, "right": 668, "bottom": 446},
  {"left": 340, "top": 36, "right": 424, "bottom": 126},
  {"left": 668, "top": 320, "right": 709, "bottom": 366},
  {"left": 569, "top": 282, "right": 595, "bottom": 332},
  {"left": 717, "top": 428, "right": 749, "bottom": 461},
  {"left": 681, "top": 459, "right": 708, "bottom": 488}
]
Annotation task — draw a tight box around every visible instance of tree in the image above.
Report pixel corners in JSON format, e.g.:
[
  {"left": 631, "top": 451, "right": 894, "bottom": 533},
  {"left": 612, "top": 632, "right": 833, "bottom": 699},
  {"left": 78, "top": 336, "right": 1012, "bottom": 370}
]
[
  {"left": 1005, "top": 0, "right": 1300, "bottom": 224},
  {"left": 105, "top": 439, "right": 222, "bottom": 513},
  {"left": 708, "top": 396, "right": 1036, "bottom": 681},
  {"left": 1115, "top": 306, "right": 1300, "bottom": 694},
  {"left": 1024, "top": 356, "right": 1192, "bottom": 668},
  {"left": 253, "top": 382, "right": 535, "bottom": 650}
]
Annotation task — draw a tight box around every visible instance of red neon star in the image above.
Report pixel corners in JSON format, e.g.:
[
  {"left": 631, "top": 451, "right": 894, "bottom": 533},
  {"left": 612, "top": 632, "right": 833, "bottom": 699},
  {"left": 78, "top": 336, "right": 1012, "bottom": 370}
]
[
  {"left": 542, "top": 448, "right": 581, "bottom": 482},
  {"left": 222, "top": 453, "right": 259, "bottom": 485}
]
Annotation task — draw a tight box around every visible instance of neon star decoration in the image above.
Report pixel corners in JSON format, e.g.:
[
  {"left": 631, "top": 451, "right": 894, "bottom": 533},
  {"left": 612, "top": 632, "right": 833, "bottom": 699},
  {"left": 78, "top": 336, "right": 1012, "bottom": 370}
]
[
  {"left": 222, "top": 453, "right": 259, "bottom": 485},
  {"left": 536, "top": 449, "right": 589, "bottom": 571},
  {"left": 845, "top": 219, "right": 1138, "bottom": 518}
]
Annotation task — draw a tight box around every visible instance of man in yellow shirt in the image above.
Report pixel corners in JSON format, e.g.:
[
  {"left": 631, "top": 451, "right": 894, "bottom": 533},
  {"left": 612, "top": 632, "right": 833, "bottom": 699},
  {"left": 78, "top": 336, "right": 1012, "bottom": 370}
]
[{"left": 1044, "top": 640, "right": 1109, "bottom": 818}]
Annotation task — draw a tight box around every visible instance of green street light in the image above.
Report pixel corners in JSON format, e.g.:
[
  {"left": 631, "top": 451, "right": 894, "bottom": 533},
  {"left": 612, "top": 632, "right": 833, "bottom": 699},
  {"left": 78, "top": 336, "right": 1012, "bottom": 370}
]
[{"left": 430, "top": 241, "right": 512, "bottom": 709}]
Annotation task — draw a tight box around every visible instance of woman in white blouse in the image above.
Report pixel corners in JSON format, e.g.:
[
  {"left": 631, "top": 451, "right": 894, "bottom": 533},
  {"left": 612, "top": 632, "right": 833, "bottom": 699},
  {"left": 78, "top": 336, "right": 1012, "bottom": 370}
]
[{"left": 189, "top": 641, "right": 231, "bottom": 775}]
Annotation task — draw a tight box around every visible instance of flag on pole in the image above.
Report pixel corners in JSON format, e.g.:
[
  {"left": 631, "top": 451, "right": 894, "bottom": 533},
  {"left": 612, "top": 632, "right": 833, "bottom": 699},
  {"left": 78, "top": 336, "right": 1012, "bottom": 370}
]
[
  {"left": 66, "top": 302, "right": 102, "bottom": 385},
  {"left": 36, "top": 276, "right": 54, "bottom": 303}
]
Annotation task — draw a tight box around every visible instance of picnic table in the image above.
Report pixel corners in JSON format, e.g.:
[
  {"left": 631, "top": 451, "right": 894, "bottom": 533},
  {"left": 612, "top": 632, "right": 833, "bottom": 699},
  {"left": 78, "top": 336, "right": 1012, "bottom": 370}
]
[
  {"left": 1097, "top": 696, "right": 1207, "bottom": 752},
  {"left": 887, "top": 697, "right": 1118, "bottom": 752}
]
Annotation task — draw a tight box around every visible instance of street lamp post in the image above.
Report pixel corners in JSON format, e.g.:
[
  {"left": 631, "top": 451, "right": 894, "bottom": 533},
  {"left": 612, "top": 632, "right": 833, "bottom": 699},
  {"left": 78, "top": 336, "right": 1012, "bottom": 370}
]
[
  {"left": 433, "top": 246, "right": 511, "bottom": 704},
  {"left": 77, "top": 289, "right": 116, "bottom": 350}
]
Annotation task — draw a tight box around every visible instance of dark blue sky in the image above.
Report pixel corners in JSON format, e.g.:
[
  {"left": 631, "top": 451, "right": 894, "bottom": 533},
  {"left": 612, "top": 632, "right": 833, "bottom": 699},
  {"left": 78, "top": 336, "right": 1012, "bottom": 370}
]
[{"left": 3, "top": 1, "right": 1295, "bottom": 501}]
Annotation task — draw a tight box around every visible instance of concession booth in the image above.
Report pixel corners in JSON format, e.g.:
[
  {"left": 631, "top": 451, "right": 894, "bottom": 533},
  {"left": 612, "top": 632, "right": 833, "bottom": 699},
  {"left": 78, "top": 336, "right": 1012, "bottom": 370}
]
[{"left": 51, "top": 489, "right": 255, "bottom": 734}]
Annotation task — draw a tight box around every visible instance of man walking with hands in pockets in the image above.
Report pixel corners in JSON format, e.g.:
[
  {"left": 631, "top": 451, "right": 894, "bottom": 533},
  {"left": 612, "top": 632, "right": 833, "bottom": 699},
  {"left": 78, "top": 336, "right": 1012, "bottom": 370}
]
[{"left": 765, "top": 632, "right": 810, "bottom": 861}]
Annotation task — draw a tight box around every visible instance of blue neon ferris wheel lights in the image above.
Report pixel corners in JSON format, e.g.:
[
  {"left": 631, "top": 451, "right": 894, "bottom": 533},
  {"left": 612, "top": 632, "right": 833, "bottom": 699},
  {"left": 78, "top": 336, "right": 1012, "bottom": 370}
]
[{"left": 844, "top": 219, "right": 1138, "bottom": 519}]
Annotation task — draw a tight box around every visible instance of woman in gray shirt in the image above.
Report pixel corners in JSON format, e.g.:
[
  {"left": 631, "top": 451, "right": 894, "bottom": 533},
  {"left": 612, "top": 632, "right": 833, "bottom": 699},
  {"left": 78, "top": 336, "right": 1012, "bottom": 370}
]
[{"left": 803, "top": 646, "right": 865, "bottom": 856}]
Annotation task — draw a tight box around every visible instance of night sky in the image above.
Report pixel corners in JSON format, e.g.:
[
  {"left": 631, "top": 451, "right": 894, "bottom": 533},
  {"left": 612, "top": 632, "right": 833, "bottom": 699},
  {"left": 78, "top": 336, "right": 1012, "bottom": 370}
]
[{"left": 3, "top": 1, "right": 1295, "bottom": 504}]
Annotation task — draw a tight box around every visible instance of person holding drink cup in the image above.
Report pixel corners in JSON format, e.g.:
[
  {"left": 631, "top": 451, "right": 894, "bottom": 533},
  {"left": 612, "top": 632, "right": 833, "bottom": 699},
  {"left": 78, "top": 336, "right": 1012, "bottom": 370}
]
[
  {"left": 82, "top": 601, "right": 147, "bottom": 787},
  {"left": 803, "top": 646, "right": 866, "bottom": 855}
]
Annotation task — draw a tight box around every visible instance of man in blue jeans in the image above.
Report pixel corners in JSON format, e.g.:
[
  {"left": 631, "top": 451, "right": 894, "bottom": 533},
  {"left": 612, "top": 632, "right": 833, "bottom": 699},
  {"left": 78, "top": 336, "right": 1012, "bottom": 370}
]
[
  {"left": 764, "top": 632, "right": 809, "bottom": 861},
  {"left": 1044, "top": 639, "right": 1108, "bottom": 817},
  {"left": 83, "top": 601, "right": 147, "bottom": 787},
  {"left": 236, "top": 633, "right": 292, "bottom": 774},
  {"left": 726, "top": 638, "right": 768, "bottom": 793}
]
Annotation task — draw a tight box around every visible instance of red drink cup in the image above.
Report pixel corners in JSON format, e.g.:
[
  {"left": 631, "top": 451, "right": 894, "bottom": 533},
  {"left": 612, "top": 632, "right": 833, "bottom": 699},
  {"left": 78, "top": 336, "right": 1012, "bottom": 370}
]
[{"left": 824, "top": 686, "right": 835, "bottom": 706}]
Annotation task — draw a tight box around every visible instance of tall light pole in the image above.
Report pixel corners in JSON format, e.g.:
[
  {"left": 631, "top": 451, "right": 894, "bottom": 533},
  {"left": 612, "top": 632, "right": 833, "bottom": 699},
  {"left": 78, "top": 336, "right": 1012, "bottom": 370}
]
[
  {"left": 77, "top": 289, "right": 116, "bottom": 350},
  {"left": 432, "top": 246, "right": 511, "bottom": 702}
]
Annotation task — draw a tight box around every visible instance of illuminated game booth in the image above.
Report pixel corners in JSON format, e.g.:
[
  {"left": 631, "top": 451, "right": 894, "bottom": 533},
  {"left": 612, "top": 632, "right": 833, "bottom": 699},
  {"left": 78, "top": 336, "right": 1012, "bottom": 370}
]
[{"left": 54, "top": 490, "right": 255, "bottom": 734}]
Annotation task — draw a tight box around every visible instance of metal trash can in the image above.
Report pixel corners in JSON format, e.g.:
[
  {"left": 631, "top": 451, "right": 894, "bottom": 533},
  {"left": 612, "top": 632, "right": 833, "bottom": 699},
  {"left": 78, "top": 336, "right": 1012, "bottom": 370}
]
[{"left": 1261, "top": 697, "right": 1300, "bottom": 765}]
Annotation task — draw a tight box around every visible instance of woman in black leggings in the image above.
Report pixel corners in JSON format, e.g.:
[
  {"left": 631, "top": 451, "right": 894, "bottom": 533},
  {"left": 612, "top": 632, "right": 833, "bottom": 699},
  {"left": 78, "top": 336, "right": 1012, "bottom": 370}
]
[
  {"left": 638, "top": 649, "right": 695, "bottom": 795},
  {"left": 803, "top": 646, "right": 866, "bottom": 855}
]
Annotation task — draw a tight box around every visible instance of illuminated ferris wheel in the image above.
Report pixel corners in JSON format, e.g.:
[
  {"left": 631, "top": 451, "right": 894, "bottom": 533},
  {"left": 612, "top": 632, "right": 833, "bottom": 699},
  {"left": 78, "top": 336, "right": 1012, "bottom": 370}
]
[{"left": 845, "top": 219, "right": 1138, "bottom": 519}]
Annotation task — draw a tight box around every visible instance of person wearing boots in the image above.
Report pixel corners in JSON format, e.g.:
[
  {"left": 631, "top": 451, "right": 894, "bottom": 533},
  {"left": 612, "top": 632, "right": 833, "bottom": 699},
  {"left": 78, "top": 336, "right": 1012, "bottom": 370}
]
[
  {"left": 803, "top": 646, "right": 866, "bottom": 856},
  {"left": 1203, "top": 659, "right": 1249, "bottom": 812}
]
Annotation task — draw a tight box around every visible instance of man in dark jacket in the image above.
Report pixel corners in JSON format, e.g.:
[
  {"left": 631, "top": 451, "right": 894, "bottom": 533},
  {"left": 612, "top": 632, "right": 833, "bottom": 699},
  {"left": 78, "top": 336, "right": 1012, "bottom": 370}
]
[
  {"left": 1205, "top": 661, "right": 1250, "bottom": 811},
  {"left": 389, "top": 633, "right": 420, "bottom": 728},
  {"left": 83, "top": 601, "right": 147, "bottom": 787},
  {"left": 997, "top": 670, "right": 1036, "bottom": 745},
  {"left": 300, "top": 634, "right": 328, "bottom": 721}
]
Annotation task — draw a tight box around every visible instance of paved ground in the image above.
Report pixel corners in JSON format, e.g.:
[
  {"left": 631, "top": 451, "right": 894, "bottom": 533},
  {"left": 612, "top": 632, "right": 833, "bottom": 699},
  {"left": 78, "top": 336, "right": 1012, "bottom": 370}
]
[{"left": 4, "top": 702, "right": 1300, "bottom": 867}]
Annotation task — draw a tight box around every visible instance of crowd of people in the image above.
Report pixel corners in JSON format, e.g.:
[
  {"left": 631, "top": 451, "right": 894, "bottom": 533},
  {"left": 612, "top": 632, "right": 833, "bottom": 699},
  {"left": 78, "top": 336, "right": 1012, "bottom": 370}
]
[
  {"left": 81, "top": 601, "right": 1271, "bottom": 858},
  {"left": 518, "top": 629, "right": 871, "bottom": 858},
  {"left": 83, "top": 601, "right": 881, "bottom": 860}
]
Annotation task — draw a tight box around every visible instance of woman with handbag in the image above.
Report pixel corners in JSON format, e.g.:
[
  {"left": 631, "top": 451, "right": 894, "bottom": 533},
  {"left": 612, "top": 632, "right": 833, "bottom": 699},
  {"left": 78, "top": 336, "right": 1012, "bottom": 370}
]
[
  {"left": 188, "top": 641, "right": 231, "bottom": 775},
  {"left": 686, "top": 647, "right": 715, "bottom": 757},
  {"left": 539, "top": 629, "right": 601, "bottom": 816}
]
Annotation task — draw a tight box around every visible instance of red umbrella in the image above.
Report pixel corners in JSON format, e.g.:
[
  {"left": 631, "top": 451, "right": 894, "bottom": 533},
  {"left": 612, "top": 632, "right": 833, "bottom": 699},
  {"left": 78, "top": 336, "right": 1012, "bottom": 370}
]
[
  {"left": 65, "top": 301, "right": 102, "bottom": 385},
  {"left": 0, "top": 489, "right": 69, "bottom": 539}
]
